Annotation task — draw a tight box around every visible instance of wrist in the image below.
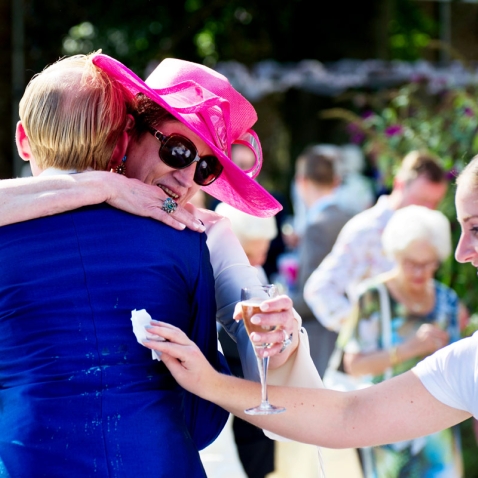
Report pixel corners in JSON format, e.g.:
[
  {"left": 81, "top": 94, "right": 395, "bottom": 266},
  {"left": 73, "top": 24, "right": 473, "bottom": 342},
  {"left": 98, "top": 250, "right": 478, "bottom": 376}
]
[
  {"left": 75, "top": 170, "right": 113, "bottom": 204},
  {"left": 388, "top": 345, "right": 399, "bottom": 366},
  {"left": 96, "top": 170, "right": 119, "bottom": 203}
]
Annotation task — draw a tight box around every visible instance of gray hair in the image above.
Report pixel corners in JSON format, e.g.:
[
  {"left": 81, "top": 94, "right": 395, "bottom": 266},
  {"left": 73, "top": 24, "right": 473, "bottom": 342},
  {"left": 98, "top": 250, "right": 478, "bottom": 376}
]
[
  {"left": 215, "top": 202, "right": 278, "bottom": 243},
  {"left": 382, "top": 205, "right": 451, "bottom": 262}
]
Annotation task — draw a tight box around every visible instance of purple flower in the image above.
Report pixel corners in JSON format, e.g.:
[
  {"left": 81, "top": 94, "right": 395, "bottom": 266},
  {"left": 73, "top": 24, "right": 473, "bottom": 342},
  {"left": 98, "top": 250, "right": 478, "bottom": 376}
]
[
  {"left": 346, "top": 123, "right": 365, "bottom": 144},
  {"left": 446, "top": 169, "right": 458, "bottom": 181},
  {"left": 361, "top": 110, "right": 375, "bottom": 119},
  {"left": 385, "top": 124, "right": 403, "bottom": 137},
  {"left": 464, "top": 107, "right": 474, "bottom": 117}
]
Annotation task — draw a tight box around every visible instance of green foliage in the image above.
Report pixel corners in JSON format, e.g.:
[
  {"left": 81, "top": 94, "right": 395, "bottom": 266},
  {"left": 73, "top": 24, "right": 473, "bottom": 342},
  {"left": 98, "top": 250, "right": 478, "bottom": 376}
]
[
  {"left": 389, "top": 0, "right": 438, "bottom": 61},
  {"left": 323, "top": 80, "right": 478, "bottom": 318},
  {"left": 461, "top": 418, "right": 478, "bottom": 477}
]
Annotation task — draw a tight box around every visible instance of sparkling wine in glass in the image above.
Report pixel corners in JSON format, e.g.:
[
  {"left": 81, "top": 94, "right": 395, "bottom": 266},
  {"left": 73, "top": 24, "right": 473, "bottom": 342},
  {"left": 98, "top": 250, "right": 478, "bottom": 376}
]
[{"left": 241, "top": 284, "right": 286, "bottom": 415}]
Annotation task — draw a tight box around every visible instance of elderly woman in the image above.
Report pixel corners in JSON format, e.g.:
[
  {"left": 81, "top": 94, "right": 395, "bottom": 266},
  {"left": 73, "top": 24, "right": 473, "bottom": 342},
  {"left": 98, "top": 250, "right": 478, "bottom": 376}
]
[
  {"left": 214, "top": 201, "right": 278, "bottom": 281},
  {"left": 342, "top": 205, "right": 462, "bottom": 477}
]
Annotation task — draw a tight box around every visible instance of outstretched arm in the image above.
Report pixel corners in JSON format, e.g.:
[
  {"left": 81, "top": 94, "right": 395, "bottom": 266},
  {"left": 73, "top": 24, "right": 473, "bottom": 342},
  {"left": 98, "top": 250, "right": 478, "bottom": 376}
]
[
  {"left": 143, "top": 322, "right": 470, "bottom": 449},
  {"left": 0, "top": 172, "right": 205, "bottom": 232}
]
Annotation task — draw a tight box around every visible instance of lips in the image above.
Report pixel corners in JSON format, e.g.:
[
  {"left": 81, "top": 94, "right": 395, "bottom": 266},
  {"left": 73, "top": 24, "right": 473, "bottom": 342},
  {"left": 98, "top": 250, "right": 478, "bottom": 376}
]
[{"left": 158, "top": 185, "right": 179, "bottom": 199}]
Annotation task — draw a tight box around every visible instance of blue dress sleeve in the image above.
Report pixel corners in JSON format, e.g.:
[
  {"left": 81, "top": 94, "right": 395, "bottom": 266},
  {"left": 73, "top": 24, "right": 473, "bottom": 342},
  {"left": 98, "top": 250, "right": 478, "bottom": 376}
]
[{"left": 183, "top": 233, "right": 231, "bottom": 450}]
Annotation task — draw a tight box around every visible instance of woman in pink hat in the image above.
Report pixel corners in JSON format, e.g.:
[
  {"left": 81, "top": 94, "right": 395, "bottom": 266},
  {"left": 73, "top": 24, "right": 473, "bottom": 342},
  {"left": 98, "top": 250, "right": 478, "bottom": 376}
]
[
  {"left": 0, "top": 52, "right": 326, "bottom": 477},
  {"left": 2, "top": 54, "right": 321, "bottom": 402}
]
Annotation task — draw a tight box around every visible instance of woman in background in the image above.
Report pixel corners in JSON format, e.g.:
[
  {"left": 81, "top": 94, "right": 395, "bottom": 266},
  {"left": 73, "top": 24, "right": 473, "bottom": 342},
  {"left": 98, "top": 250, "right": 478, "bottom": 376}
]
[{"left": 343, "top": 205, "right": 462, "bottom": 477}]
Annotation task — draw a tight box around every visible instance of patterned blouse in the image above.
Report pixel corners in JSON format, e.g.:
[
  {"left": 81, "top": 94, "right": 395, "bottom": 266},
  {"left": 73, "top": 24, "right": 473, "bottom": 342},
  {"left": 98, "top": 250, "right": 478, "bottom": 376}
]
[{"left": 344, "top": 279, "right": 463, "bottom": 478}]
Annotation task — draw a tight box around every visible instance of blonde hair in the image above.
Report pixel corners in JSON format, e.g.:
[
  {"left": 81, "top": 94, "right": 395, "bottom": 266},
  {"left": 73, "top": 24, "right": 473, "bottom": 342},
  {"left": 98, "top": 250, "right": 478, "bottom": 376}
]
[
  {"left": 456, "top": 155, "right": 478, "bottom": 188},
  {"left": 19, "top": 52, "right": 134, "bottom": 171},
  {"left": 382, "top": 205, "right": 451, "bottom": 262}
]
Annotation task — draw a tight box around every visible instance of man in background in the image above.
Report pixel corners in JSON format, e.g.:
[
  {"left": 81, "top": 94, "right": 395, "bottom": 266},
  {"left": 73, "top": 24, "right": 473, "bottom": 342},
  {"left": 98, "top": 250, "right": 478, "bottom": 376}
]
[{"left": 291, "top": 147, "right": 353, "bottom": 376}]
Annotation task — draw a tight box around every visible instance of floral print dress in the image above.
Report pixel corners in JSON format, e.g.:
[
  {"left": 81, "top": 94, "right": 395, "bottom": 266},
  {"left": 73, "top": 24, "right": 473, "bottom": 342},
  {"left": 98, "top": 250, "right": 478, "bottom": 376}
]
[{"left": 344, "top": 279, "right": 463, "bottom": 478}]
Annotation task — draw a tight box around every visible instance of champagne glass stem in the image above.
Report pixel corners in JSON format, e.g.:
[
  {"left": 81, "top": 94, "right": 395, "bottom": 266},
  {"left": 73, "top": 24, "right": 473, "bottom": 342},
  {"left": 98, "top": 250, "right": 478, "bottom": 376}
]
[{"left": 257, "top": 354, "right": 270, "bottom": 406}]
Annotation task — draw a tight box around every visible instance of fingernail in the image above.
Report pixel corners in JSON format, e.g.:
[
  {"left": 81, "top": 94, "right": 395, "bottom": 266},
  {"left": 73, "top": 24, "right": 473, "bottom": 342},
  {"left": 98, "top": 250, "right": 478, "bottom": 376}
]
[
  {"left": 263, "top": 350, "right": 269, "bottom": 357},
  {"left": 261, "top": 303, "right": 269, "bottom": 311},
  {"left": 250, "top": 332, "right": 260, "bottom": 342},
  {"left": 195, "top": 221, "right": 206, "bottom": 232},
  {"left": 145, "top": 325, "right": 154, "bottom": 330},
  {"left": 251, "top": 316, "right": 260, "bottom": 324}
]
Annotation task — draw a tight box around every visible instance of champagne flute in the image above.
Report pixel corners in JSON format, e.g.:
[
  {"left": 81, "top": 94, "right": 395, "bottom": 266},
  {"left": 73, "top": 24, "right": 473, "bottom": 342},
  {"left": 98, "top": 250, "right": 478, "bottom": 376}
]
[{"left": 241, "top": 284, "right": 286, "bottom": 415}]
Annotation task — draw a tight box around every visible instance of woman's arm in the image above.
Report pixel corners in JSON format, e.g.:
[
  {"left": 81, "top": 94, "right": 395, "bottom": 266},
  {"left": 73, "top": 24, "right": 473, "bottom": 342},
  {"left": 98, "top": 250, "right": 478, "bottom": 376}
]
[
  {"left": 344, "top": 323, "right": 450, "bottom": 376},
  {"left": 195, "top": 208, "right": 300, "bottom": 372},
  {"left": 0, "top": 172, "right": 205, "bottom": 231},
  {"left": 143, "top": 322, "right": 471, "bottom": 449}
]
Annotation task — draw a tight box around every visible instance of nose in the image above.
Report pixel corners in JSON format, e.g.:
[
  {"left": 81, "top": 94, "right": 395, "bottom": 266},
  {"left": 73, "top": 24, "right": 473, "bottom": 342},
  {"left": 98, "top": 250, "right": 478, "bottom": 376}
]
[
  {"left": 174, "top": 162, "right": 196, "bottom": 187},
  {"left": 455, "top": 233, "right": 475, "bottom": 264}
]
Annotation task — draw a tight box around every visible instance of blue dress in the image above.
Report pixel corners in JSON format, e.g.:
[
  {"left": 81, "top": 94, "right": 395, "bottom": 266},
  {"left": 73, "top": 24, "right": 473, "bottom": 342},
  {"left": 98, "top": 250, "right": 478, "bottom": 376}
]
[{"left": 0, "top": 204, "right": 229, "bottom": 477}]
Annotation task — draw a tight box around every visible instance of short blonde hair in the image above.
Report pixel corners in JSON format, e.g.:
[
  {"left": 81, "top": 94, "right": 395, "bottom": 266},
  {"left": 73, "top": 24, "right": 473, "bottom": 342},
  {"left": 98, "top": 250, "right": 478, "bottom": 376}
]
[
  {"left": 19, "top": 52, "right": 134, "bottom": 171},
  {"left": 215, "top": 202, "right": 278, "bottom": 243},
  {"left": 382, "top": 205, "right": 451, "bottom": 262}
]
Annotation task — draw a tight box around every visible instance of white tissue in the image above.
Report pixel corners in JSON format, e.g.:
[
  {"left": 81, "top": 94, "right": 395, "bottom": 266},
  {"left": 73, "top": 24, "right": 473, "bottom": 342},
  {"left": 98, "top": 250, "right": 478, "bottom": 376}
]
[{"left": 130, "top": 308, "right": 164, "bottom": 361}]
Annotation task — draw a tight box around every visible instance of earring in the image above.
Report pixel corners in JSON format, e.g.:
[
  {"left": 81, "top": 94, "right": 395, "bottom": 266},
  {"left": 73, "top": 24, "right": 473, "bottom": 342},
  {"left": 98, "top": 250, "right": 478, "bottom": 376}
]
[{"left": 115, "top": 155, "right": 127, "bottom": 175}]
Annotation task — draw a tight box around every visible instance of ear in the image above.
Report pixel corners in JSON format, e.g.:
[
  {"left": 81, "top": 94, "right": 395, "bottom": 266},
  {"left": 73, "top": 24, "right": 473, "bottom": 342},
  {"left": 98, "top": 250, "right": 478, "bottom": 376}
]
[
  {"left": 392, "top": 176, "right": 405, "bottom": 192},
  {"left": 107, "top": 114, "right": 135, "bottom": 172},
  {"left": 15, "top": 122, "right": 33, "bottom": 162},
  {"left": 294, "top": 174, "right": 308, "bottom": 198}
]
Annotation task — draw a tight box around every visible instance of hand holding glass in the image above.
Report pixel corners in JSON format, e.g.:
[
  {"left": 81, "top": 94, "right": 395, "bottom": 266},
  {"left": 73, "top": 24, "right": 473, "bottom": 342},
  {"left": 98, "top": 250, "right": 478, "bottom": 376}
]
[{"left": 241, "top": 284, "right": 286, "bottom": 415}]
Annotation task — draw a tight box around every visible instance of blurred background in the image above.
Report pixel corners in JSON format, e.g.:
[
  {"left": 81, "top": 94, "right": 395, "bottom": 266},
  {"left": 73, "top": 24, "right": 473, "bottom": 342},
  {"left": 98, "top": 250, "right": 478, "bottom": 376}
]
[{"left": 3, "top": 0, "right": 478, "bottom": 473}]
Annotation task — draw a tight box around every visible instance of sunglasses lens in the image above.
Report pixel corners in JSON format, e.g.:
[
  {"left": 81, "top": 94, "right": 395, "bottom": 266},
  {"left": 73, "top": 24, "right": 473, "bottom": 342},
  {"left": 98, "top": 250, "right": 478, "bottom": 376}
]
[
  {"left": 157, "top": 133, "right": 223, "bottom": 185},
  {"left": 160, "top": 136, "right": 197, "bottom": 169},
  {"left": 194, "top": 157, "right": 224, "bottom": 186}
]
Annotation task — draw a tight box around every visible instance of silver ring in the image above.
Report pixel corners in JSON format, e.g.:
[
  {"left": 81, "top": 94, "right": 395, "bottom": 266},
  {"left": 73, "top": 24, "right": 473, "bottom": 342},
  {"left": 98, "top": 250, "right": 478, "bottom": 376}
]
[
  {"left": 161, "top": 197, "right": 178, "bottom": 214},
  {"left": 279, "top": 331, "right": 293, "bottom": 353}
]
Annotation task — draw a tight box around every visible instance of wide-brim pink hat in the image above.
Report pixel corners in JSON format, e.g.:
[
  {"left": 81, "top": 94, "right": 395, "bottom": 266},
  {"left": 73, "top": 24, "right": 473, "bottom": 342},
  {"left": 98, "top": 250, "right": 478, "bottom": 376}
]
[{"left": 93, "top": 54, "right": 282, "bottom": 218}]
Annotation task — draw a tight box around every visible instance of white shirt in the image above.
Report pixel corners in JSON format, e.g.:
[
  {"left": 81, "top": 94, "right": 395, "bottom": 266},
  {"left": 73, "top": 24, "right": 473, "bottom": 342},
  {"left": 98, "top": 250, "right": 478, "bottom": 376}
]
[
  {"left": 304, "top": 195, "right": 395, "bottom": 332},
  {"left": 413, "top": 332, "right": 478, "bottom": 418}
]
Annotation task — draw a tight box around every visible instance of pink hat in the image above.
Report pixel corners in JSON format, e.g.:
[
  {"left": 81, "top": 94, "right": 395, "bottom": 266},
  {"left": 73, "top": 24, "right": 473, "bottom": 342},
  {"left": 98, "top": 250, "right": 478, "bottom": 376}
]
[{"left": 92, "top": 54, "right": 282, "bottom": 218}]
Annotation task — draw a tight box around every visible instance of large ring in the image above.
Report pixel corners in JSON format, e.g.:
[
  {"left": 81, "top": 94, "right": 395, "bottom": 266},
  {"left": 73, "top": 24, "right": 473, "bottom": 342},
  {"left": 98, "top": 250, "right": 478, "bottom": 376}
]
[
  {"left": 161, "top": 197, "right": 178, "bottom": 214},
  {"left": 279, "top": 330, "right": 293, "bottom": 354}
]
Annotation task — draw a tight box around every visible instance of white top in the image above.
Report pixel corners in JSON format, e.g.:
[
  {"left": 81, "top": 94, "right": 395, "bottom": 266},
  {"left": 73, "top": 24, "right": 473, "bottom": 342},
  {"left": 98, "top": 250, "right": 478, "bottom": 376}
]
[
  {"left": 304, "top": 195, "right": 395, "bottom": 332},
  {"left": 413, "top": 332, "right": 478, "bottom": 418}
]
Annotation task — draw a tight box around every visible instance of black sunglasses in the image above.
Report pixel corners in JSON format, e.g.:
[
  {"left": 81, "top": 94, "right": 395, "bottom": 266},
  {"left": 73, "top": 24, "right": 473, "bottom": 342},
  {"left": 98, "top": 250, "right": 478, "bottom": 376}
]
[{"left": 148, "top": 127, "right": 223, "bottom": 186}]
